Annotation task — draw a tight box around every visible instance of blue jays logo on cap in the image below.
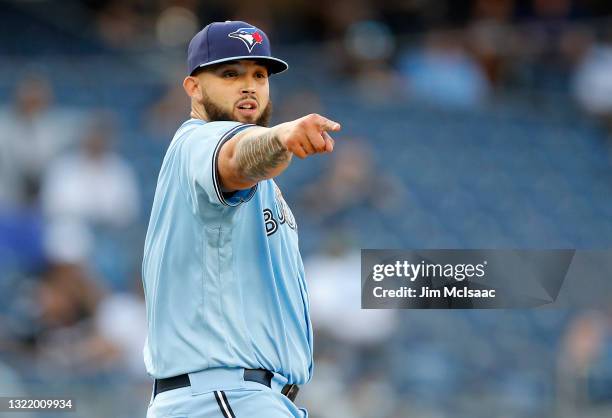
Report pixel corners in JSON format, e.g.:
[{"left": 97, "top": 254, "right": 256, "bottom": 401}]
[{"left": 228, "top": 27, "right": 264, "bottom": 53}]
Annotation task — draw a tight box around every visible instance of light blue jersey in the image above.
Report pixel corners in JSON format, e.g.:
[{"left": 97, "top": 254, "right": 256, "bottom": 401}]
[{"left": 142, "top": 119, "right": 313, "bottom": 386}]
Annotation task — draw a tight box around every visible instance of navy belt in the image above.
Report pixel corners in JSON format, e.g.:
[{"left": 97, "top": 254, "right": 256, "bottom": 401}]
[{"left": 153, "top": 369, "right": 300, "bottom": 402}]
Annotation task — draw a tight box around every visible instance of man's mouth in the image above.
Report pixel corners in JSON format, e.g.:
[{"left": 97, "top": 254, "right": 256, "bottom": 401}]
[{"left": 236, "top": 99, "right": 258, "bottom": 116}]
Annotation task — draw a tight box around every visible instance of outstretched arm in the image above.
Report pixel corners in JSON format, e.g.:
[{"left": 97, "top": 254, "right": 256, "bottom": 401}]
[
  {"left": 217, "top": 113, "right": 341, "bottom": 192},
  {"left": 233, "top": 127, "right": 292, "bottom": 184}
]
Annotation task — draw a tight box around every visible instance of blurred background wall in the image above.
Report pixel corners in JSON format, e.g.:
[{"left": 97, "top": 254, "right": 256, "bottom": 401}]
[{"left": 1, "top": 0, "right": 612, "bottom": 417}]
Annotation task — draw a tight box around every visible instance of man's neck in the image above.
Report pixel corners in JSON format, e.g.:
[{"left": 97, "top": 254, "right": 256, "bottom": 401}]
[{"left": 190, "top": 108, "right": 207, "bottom": 121}]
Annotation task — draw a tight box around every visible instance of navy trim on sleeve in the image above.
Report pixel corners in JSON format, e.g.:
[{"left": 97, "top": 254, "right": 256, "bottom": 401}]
[{"left": 211, "top": 123, "right": 257, "bottom": 207}]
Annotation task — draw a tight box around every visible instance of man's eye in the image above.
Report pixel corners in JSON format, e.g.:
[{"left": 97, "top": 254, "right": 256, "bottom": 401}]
[
  {"left": 255, "top": 72, "right": 267, "bottom": 79},
  {"left": 222, "top": 72, "right": 237, "bottom": 78}
]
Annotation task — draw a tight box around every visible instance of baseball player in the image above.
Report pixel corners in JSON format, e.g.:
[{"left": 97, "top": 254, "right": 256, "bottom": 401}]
[{"left": 142, "top": 21, "right": 341, "bottom": 418}]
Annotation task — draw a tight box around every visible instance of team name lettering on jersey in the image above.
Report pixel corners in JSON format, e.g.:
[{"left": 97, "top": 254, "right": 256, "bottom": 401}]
[{"left": 263, "top": 184, "right": 296, "bottom": 236}]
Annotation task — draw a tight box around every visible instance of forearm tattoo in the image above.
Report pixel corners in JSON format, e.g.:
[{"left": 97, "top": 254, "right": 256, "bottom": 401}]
[{"left": 235, "top": 130, "right": 291, "bottom": 182}]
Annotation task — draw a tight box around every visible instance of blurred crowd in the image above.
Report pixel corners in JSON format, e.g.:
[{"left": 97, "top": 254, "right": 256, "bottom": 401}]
[
  {"left": 70, "top": 0, "right": 612, "bottom": 120},
  {"left": 0, "top": 75, "right": 146, "bottom": 390},
  {"left": 3, "top": 0, "right": 612, "bottom": 118},
  {"left": 1, "top": 1, "right": 612, "bottom": 417}
]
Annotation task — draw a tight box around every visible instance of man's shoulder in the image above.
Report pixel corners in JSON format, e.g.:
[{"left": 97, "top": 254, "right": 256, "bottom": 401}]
[
  {"left": 182, "top": 119, "right": 244, "bottom": 135},
  {"left": 173, "top": 119, "right": 244, "bottom": 145}
]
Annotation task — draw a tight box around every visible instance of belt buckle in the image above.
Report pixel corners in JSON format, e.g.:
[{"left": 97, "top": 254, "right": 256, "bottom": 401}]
[{"left": 281, "top": 384, "right": 299, "bottom": 402}]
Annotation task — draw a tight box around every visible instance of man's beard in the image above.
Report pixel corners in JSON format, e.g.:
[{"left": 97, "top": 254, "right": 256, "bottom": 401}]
[{"left": 201, "top": 90, "right": 272, "bottom": 127}]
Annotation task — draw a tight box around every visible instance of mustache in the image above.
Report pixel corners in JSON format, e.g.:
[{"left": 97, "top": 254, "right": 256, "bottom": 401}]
[{"left": 235, "top": 95, "right": 259, "bottom": 106}]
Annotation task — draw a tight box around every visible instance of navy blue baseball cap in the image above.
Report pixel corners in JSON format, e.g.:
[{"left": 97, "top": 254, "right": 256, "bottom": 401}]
[{"left": 187, "top": 20, "right": 288, "bottom": 76}]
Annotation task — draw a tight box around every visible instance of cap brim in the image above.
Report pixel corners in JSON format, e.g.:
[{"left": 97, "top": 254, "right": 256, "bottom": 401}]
[{"left": 192, "top": 55, "right": 289, "bottom": 75}]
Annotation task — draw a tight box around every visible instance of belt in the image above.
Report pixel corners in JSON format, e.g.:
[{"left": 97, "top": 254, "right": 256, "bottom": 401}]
[{"left": 154, "top": 369, "right": 300, "bottom": 402}]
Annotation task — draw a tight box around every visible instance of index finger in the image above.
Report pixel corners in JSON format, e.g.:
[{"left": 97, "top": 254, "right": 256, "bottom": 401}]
[{"left": 315, "top": 115, "right": 341, "bottom": 132}]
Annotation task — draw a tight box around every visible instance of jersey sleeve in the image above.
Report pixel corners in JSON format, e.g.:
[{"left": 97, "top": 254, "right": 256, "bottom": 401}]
[{"left": 179, "top": 121, "right": 258, "bottom": 211}]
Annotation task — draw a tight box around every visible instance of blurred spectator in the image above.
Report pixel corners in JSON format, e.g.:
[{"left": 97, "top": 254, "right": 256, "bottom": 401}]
[
  {"left": 39, "top": 113, "right": 140, "bottom": 291},
  {"left": 531, "top": 0, "right": 574, "bottom": 21},
  {"left": 474, "top": 0, "right": 515, "bottom": 22},
  {"left": 573, "top": 33, "right": 612, "bottom": 124},
  {"left": 467, "top": 0, "right": 516, "bottom": 88},
  {"left": 94, "top": 0, "right": 154, "bottom": 49},
  {"left": 314, "top": 0, "right": 376, "bottom": 40},
  {"left": 0, "top": 75, "right": 82, "bottom": 207},
  {"left": 36, "top": 263, "right": 102, "bottom": 331},
  {"left": 40, "top": 111, "right": 140, "bottom": 229},
  {"left": 155, "top": 6, "right": 199, "bottom": 47},
  {"left": 399, "top": 29, "right": 490, "bottom": 108},
  {"left": 515, "top": 0, "right": 587, "bottom": 92},
  {"left": 229, "top": 0, "right": 275, "bottom": 35},
  {"left": 94, "top": 280, "right": 147, "bottom": 379},
  {"left": 558, "top": 310, "right": 612, "bottom": 414},
  {"left": 340, "top": 20, "right": 404, "bottom": 103},
  {"left": 32, "top": 262, "right": 120, "bottom": 377}
]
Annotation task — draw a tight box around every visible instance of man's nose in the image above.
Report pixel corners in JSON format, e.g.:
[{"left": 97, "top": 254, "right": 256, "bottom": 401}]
[{"left": 241, "top": 85, "right": 256, "bottom": 95}]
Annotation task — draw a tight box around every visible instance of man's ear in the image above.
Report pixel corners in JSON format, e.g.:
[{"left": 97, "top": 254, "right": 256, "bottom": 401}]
[{"left": 183, "top": 76, "right": 202, "bottom": 101}]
